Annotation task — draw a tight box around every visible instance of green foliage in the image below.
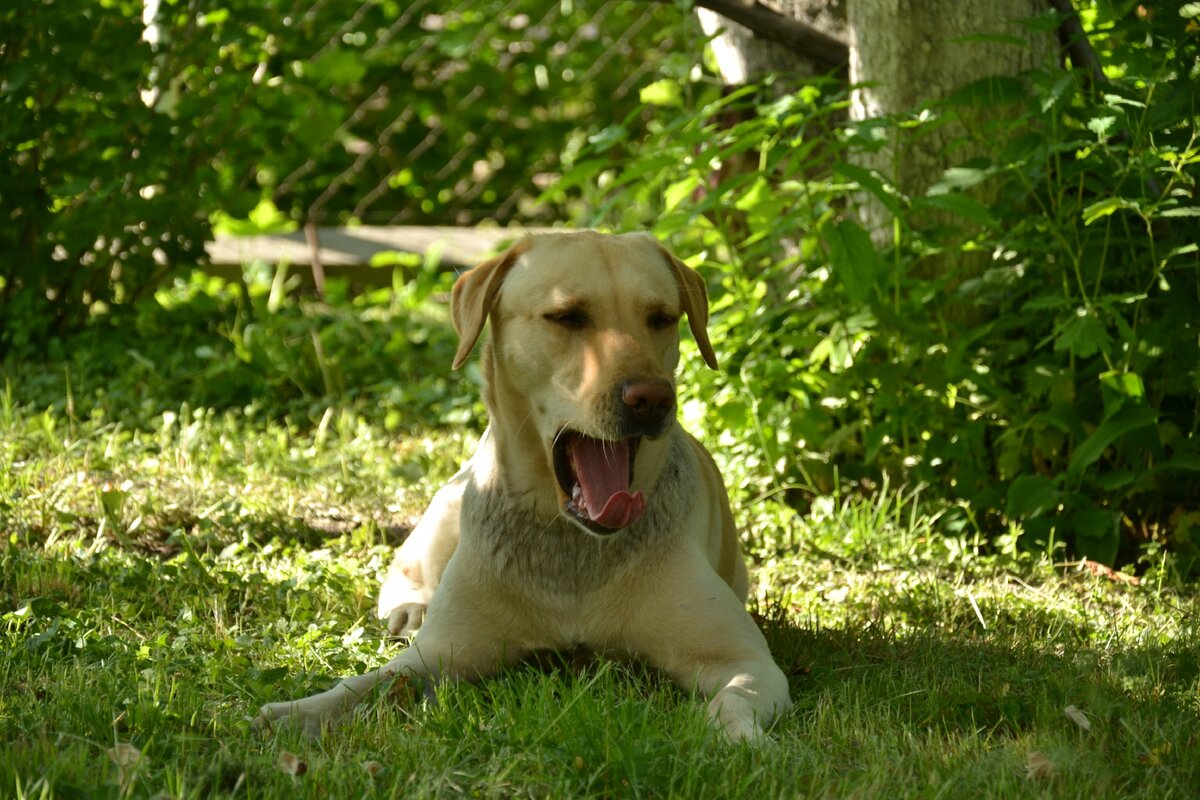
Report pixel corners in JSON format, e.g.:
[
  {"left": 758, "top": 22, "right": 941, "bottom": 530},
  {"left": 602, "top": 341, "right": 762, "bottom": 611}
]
[
  {"left": 2, "top": 268, "right": 479, "bottom": 440},
  {"left": 1, "top": 0, "right": 692, "bottom": 349},
  {"left": 231, "top": 0, "right": 691, "bottom": 228},
  {"left": 3, "top": 314, "right": 1200, "bottom": 795},
  {"left": 549, "top": 4, "right": 1199, "bottom": 566},
  {"left": 0, "top": 0, "right": 213, "bottom": 349}
]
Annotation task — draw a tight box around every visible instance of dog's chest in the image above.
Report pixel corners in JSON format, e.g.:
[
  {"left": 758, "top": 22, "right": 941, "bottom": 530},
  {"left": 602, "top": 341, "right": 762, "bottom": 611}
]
[{"left": 461, "top": 434, "right": 693, "bottom": 597}]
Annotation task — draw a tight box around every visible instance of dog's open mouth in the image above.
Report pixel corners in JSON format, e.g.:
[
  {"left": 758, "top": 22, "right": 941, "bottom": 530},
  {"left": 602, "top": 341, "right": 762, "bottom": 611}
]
[{"left": 552, "top": 431, "right": 645, "bottom": 533}]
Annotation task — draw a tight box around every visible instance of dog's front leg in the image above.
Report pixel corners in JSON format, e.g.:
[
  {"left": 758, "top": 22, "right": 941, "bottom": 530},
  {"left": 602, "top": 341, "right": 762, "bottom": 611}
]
[
  {"left": 625, "top": 561, "right": 792, "bottom": 743},
  {"left": 257, "top": 555, "right": 521, "bottom": 738},
  {"left": 377, "top": 474, "right": 466, "bottom": 636},
  {"left": 694, "top": 655, "right": 792, "bottom": 743},
  {"left": 378, "top": 434, "right": 492, "bottom": 637}
]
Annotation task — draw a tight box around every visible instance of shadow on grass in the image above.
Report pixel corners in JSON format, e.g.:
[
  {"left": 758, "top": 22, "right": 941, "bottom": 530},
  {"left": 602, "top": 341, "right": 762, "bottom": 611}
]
[{"left": 755, "top": 596, "right": 1200, "bottom": 795}]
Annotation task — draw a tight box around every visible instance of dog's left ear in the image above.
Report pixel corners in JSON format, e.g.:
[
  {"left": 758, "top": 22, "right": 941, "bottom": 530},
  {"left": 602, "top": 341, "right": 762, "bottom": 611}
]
[
  {"left": 657, "top": 245, "right": 719, "bottom": 370},
  {"left": 450, "top": 241, "right": 528, "bottom": 370}
]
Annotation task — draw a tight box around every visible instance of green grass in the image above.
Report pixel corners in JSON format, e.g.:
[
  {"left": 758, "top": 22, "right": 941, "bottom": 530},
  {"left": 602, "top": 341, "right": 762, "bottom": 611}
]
[{"left": 2, "top": 285, "right": 1198, "bottom": 798}]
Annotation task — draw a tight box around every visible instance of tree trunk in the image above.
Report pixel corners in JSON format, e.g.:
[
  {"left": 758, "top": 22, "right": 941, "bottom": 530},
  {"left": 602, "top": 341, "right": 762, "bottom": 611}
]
[
  {"left": 697, "top": 0, "right": 1053, "bottom": 309},
  {"left": 849, "top": 0, "right": 1052, "bottom": 255}
]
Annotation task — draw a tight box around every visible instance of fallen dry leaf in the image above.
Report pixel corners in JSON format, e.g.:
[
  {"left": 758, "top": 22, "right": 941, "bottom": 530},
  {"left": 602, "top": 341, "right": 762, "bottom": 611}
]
[
  {"left": 785, "top": 659, "right": 812, "bottom": 677},
  {"left": 1081, "top": 558, "right": 1140, "bottom": 586},
  {"left": 277, "top": 751, "right": 307, "bottom": 776},
  {"left": 1025, "top": 751, "right": 1056, "bottom": 781},
  {"left": 387, "top": 674, "right": 418, "bottom": 707},
  {"left": 1064, "top": 704, "right": 1092, "bottom": 732}
]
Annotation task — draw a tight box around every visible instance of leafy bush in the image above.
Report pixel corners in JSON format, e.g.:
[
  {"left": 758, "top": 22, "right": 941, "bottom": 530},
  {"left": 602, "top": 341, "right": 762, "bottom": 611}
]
[
  {"left": 549, "top": 4, "right": 1200, "bottom": 567},
  {"left": 1, "top": 0, "right": 691, "bottom": 349},
  {"left": 0, "top": 0, "right": 212, "bottom": 349},
  {"left": 4, "top": 266, "right": 474, "bottom": 435}
]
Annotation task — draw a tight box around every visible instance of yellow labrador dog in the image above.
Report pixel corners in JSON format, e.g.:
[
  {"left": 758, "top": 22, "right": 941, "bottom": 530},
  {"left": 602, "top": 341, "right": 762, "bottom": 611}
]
[{"left": 255, "top": 232, "right": 791, "bottom": 742}]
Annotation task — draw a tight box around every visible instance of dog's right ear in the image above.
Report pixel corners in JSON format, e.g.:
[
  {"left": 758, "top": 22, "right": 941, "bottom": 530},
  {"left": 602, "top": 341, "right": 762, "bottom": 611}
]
[{"left": 450, "top": 241, "right": 528, "bottom": 370}]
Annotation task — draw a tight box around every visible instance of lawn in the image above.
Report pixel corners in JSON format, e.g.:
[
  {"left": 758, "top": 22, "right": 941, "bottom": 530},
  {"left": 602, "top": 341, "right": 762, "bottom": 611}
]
[{"left": 2, "top": 281, "right": 1197, "bottom": 799}]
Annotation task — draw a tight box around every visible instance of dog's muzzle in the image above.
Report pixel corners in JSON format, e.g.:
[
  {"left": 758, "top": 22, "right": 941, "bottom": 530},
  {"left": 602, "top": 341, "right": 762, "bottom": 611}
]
[{"left": 551, "top": 378, "right": 677, "bottom": 535}]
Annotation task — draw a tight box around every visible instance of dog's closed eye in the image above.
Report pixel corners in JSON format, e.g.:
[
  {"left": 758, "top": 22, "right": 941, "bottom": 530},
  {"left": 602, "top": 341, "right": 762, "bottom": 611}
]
[
  {"left": 647, "top": 310, "right": 679, "bottom": 331},
  {"left": 544, "top": 307, "right": 589, "bottom": 330}
]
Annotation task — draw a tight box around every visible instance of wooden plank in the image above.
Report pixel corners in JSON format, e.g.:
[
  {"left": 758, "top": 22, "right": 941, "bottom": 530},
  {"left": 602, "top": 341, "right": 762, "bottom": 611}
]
[{"left": 203, "top": 226, "right": 552, "bottom": 284}]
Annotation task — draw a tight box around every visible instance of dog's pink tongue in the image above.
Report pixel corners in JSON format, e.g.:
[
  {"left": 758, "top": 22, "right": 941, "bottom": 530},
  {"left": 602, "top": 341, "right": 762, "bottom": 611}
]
[{"left": 570, "top": 435, "right": 645, "bottom": 529}]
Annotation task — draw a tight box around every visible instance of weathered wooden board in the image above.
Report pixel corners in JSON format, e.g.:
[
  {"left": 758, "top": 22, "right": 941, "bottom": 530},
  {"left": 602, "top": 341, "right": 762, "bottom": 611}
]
[{"left": 203, "top": 225, "right": 553, "bottom": 286}]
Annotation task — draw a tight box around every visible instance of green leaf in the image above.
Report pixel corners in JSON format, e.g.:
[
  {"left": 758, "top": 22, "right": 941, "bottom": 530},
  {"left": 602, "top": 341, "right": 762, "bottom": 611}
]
[
  {"left": 1082, "top": 197, "right": 1140, "bottom": 225},
  {"left": 307, "top": 48, "right": 367, "bottom": 86},
  {"left": 1102, "top": 93, "right": 1145, "bottom": 109},
  {"left": 1071, "top": 507, "right": 1120, "bottom": 564},
  {"left": 1099, "top": 370, "right": 1144, "bottom": 399},
  {"left": 1157, "top": 207, "right": 1200, "bottom": 218},
  {"left": 824, "top": 219, "right": 884, "bottom": 305},
  {"left": 1162, "top": 242, "right": 1199, "bottom": 264},
  {"left": 587, "top": 125, "right": 627, "bottom": 152},
  {"left": 1054, "top": 314, "right": 1112, "bottom": 358},
  {"left": 639, "top": 79, "right": 683, "bottom": 108},
  {"left": 1181, "top": 3, "right": 1200, "bottom": 19},
  {"left": 915, "top": 192, "right": 997, "bottom": 227},
  {"left": 1087, "top": 116, "right": 1116, "bottom": 138},
  {"left": 833, "top": 162, "right": 906, "bottom": 218},
  {"left": 1068, "top": 403, "right": 1158, "bottom": 479},
  {"left": 1034, "top": 403, "right": 1087, "bottom": 441},
  {"left": 1093, "top": 470, "right": 1136, "bottom": 490},
  {"left": 664, "top": 176, "right": 702, "bottom": 212},
  {"left": 198, "top": 9, "right": 230, "bottom": 26},
  {"left": 928, "top": 166, "right": 994, "bottom": 194},
  {"left": 1007, "top": 474, "right": 1062, "bottom": 519},
  {"left": 945, "top": 75, "right": 1027, "bottom": 106}
]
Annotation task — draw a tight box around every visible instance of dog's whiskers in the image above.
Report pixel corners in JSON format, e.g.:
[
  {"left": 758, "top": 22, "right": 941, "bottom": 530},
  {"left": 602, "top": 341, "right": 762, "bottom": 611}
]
[{"left": 513, "top": 408, "right": 537, "bottom": 438}]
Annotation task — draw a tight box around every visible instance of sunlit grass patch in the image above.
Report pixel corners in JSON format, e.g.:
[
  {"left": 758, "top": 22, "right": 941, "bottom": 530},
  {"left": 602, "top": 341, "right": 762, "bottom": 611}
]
[{"left": 2, "top": 291, "right": 1198, "bottom": 798}]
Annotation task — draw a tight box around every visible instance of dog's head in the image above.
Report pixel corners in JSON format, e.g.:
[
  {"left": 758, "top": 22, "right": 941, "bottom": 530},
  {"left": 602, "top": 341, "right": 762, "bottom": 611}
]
[{"left": 450, "top": 232, "right": 717, "bottom": 535}]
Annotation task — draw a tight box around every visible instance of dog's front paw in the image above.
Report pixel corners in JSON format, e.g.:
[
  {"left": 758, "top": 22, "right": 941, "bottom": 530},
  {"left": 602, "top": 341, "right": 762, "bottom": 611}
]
[
  {"left": 384, "top": 602, "right": 428, "bottom": 637},
  {"left": 707, "top": 684, "right": 783, "bottom": 745},
  {"left": 253, "top": 694, "right": 344, "bottom": 738}
]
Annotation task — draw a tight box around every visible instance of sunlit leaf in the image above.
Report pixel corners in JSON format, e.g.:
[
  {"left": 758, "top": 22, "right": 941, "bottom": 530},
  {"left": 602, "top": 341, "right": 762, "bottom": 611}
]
[
  {"left": 1087, "top": 116, "right": 1116, "bottom": 138},
  {"left": 639, "top": 78, "right": 683, "bottom": 108},
  {"left": 1082, "top": 197, "right": 1140, "bottom": 224}
]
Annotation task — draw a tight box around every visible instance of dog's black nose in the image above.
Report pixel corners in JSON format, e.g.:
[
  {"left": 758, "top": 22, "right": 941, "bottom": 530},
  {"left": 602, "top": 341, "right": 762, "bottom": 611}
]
[{"left": 621, "top": 379, "right": 676, "bottom": 427}]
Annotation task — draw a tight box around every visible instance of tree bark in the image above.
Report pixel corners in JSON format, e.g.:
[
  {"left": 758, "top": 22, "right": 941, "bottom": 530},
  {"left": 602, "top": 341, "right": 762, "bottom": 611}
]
[
  {"left": 849, "top": 0, "right": 1052, "bottom": 236},
  {"left": 699, "top": 0, "right": 1053, "bottom": 307}
]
